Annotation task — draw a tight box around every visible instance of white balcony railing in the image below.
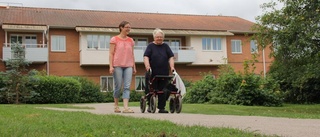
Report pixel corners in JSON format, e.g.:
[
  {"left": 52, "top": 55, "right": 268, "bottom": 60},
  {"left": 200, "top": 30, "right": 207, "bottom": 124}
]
[
  {"left": 134, "top": 46, "right": 195, "bottom": 63},
  {"left": 80, "top": 46, "right": 196, "bottom": 65},
  {"left": 2, "top": 43, "right": 48, "bottom": 62}
]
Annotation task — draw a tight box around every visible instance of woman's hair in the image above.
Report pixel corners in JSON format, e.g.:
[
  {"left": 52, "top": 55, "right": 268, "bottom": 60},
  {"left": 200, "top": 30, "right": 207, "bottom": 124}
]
[
  {"left": 118, "top": 21, "right": 130, "bottom": 32},
  {"left": 153, "top": 28, "right": 165, "bottom": 38}
]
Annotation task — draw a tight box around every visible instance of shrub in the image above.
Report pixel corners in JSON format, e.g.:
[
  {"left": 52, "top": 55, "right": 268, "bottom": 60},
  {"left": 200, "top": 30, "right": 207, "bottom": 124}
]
[
  {"left": 28, "top": 75, "right": 81, "bottom": 104},
  {"left": 0, "top": 72, "right": 7, "bottom": 104},
  {"left": 209, "top": 70, "right": 283, "bottom": 106},
  {"left": 209, "top": 71, "right": 242, "bottom": 104},
  {"left": 101, "top": 91, "right": 114, "bottom": 102},
  {"left": 130, "top": 90, "right": 145, "bottom": 102},
  {"left": 71, "top": 76, "right": 105, "bottom": 103},
  {"left": 184, "top": 72, "right": 215, "bottom": 103}
]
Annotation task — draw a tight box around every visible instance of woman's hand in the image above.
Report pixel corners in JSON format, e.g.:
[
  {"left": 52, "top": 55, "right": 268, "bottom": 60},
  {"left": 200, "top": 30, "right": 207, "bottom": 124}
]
[
  {"left": 133, "top": 67, "right": 137, "bottom": 75},
  {"left": 170, "top": 67, "right": 175, "bottom": 73},
  {"left": 109, "top": 67, "right": 114, "bottom": 74},
  {"left": 145, "top": 65, "right": 151, "bottom": 71}
]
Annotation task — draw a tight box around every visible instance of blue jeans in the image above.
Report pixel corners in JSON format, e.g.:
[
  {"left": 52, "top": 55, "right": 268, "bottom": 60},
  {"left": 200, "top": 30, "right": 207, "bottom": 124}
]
[{"left": 113, "top": 67, "right": 133, "bottom": 99}]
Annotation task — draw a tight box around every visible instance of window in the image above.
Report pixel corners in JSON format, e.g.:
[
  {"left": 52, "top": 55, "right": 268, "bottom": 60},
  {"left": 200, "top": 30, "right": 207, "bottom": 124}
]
[
  {"left": 164, "top": 39, "right": 180, "bottom": 53},
  {"left": 101, "top": 76, "right": 114, "bottom": 92},
  {"left": 250, "top": 40, "right": 258, "bottom": 53},
  {"left": 51, "top": 35, "right": 66, "bottom": 52},
  {"left": 202, "top": 37, "right": 221, "bottom": 51},
  {"left": 87, "top": 35, "right": 110, "bottom": 49},
  {"left": 10, "top": 35, "right": 37, "bottom": 48},
  {"left": 135, "top": 76, "right": 145, "bottom": 91},
  {"left": 133, "top": 38, "right": 148, "bottom": 50},
  {"left": 99, "top": 35, "right": 110, "bottom": 49},
  {"left": 231, "top": 40, "right": 242, "bottom": 53},
  {"left": 25, "top": 36, "right": 37, "bottom": 48}
]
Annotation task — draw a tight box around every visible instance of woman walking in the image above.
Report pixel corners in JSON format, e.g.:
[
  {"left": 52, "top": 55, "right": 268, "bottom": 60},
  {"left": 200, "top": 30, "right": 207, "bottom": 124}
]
[{"left": 109, "top": 21, "right": 136, "bottom": 113}]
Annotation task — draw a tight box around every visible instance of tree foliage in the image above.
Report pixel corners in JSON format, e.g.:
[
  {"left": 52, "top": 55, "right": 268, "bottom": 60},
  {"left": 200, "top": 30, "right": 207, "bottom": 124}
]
[
  {"left": 0, "top": 43, "right": 34, "bottom": 104},
  {"left": 253, "top": 0, "right": 320, "bottom": 103}
]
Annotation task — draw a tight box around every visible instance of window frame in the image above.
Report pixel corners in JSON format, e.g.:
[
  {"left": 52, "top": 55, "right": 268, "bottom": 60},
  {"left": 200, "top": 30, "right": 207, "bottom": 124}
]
[
  {"left": 135, "top": 76, "right": 145, "bottom": 92},
  {"left": 250, "top": 40, "right": 258, "bottom": 53},
  {"left": 87, "top": 34, "right": 111, "bottom": 50},
  {"left": 100, "top": 76, "right": 114, "bottom": 92},
  {"left": 25, "top": 35, "right": 37, "bottom": 48},
  {"left": 231, "top": 40, "right": 242, "bottom": 54},
  {"left": 202, "top": 37, "right": 222, "bottom": 51},
  {"left": 51, "top": 35, "right": 66, "bottom": 52},
  {"left": 132, "top": 37, "right": 148, "bottom": 50},
  {"left": 164, "top": 38, "right": 181, "bottom": 53}
]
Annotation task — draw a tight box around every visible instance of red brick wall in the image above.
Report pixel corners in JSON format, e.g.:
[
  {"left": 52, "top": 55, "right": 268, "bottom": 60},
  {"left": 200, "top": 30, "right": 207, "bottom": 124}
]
[
  {"left": 226, "top": 34, "right": 273, "bottom": 74},
  {"left": 1, "top": 28, "right": 274, "bottom": 90}
]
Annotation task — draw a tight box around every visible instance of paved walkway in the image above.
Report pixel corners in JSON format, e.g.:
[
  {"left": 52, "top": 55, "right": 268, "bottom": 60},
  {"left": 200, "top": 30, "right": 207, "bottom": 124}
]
[{"left": 40, "top": 103, "right": 320, "bottom": 137}]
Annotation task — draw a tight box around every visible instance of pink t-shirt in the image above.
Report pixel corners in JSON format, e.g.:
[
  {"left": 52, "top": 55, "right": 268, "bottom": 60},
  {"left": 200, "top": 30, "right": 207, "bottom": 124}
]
[{"left": 110, "top": 36, "right": 135, "bottom": 67}]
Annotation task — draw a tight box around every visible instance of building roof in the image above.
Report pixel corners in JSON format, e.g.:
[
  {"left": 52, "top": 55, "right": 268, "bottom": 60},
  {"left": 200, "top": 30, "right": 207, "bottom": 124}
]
[{"left": 0, "top": 6, "right": 255, "bottom": 32}]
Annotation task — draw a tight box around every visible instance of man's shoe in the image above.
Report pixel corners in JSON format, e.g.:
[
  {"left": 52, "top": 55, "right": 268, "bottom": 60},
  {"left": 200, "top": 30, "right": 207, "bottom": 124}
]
[{"left": 158, "top": 109, "right": 168, "bottom": 113}]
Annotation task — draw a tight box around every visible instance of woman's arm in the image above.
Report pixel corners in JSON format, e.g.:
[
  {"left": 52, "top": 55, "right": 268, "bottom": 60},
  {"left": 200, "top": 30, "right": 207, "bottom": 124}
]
[
  {"left": 109, "top": 43, "right": 115, "bottom": 74},
  {"left": 144, "top": 56, "right": 150, "bottom": 71},
  {"left": 169, "top": 57, "right": 175, "bottom": 72},
  {"left": 132, "top": 46, "right": 137, "bottom": 74}
]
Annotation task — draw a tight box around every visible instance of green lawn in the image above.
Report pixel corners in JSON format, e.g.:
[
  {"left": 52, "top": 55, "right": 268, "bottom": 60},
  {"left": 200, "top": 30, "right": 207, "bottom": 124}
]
[
  {"left": 128, "top": 102, "right": 320, "bottom": 119},
  {"left": 178, "top": 103, "right": 320, "bottom": 119},
  {"left": 2, "top": 102, "right": 318, "bottom": 137}
]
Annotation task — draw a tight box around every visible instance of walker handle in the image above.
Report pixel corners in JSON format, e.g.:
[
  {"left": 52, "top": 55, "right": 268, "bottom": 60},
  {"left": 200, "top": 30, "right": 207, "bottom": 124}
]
[{"left": 172, "top": 70, "right": 177, "bottom": 75}]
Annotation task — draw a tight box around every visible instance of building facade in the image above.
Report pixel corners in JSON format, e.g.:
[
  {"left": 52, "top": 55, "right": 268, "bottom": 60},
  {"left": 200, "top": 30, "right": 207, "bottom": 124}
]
[{"left": 0, "top": 6, "right": 273, "bottom": 92}]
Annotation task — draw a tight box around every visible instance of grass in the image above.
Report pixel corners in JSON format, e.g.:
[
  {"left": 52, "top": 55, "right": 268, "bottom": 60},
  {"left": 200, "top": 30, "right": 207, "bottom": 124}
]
[
  {"left": 1, "top": 102, "right": 318, "bottom": 137},
  {"left": 0, "top": 104, "right": 273, "bottom": 137},
  {"left": 175, "top": 103, "right": 320, "bottom": 119},
  {"left": 129, "top": 102, "right": 320, "bottom": 119}
]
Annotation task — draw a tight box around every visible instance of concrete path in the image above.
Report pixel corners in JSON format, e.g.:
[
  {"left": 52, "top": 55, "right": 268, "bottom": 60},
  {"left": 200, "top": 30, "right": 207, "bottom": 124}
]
[{"left": 40, "top": 103, "right": 320, "bottom": 137}]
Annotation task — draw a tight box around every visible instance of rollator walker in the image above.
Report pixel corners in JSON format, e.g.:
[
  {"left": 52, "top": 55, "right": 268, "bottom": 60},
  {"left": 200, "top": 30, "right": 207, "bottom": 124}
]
[{"left": 140, "top": 69, "right": 183, "bottom": 113}]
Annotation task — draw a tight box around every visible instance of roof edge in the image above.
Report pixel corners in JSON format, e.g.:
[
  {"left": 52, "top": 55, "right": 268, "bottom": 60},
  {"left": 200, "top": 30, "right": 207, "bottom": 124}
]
[{"left": 76, "top": 27, "right": 234, "bottom": 36}]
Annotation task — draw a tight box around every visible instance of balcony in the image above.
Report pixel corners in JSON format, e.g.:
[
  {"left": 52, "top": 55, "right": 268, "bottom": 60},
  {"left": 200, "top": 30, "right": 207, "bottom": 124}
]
[
  {"left": 2, "top": 43, "right": 48, "bottom": 62},
  {"left": 79, "top": 46, "right": 196, "bottom": 66},
  {"left": 134, "top": 46, "right": 196, "bottom": 63}
]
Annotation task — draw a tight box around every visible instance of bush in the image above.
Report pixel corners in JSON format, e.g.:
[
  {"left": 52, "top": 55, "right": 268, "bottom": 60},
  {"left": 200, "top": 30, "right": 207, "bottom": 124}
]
[
  {"left": 130, "top": 90, "right": 145, "bottom": 102},
  {"left": 232, "top": 74, "right": 283, "bottom": 106},
  {"left": 101, "top": 91, "right": 114, "bottom": 102},
  {"left": 209, "top": 71, "right": 242, "bottom": 104},
  {"left": 184, "top": 62, "right": 284, "bottom": 107},
  {"left": 71, "top": 76, "right": 105, "bottom": 103},
  {"left": 209, "top": 72, "right": 283, "bottom": 106},
  {"left": 0, "top": 72, "right": 7, "bottom": 104},
  {"left": 184, "top": 72, "right": 215, "bottom": 103},
  {"left": 28, "top": 75, "right": 81, "bottom": 104}
]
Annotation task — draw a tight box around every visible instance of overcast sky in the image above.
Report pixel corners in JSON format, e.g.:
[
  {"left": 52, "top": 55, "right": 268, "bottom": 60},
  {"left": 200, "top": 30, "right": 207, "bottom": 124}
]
[{"left": 1, "top": 0, "right": 282, "bottom": 22}]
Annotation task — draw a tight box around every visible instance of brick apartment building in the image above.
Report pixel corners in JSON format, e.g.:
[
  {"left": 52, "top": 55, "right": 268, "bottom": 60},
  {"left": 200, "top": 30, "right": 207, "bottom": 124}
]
[{"left": 0, "top": 6, "right": 272, "bottom": 92}]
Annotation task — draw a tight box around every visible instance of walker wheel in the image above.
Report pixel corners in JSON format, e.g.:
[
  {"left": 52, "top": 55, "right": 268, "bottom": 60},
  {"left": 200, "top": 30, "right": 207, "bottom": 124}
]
[
  {"left": 175, "top": 95, "right": 182, "bottom": 113},
  {"left": 150, "top": 95, "right": 157, "bottom": 113},
  {"left": 169, "top": 97, "right": 175, "bottom": 113},
  {"left": 140, "top": 96, "right": 146, "bottom": 113}
]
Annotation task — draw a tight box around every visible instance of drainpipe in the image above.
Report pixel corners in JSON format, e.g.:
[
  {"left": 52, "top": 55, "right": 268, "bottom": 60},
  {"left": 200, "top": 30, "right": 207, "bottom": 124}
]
[
  {"left": 46, "top": 25, "right": 50, "bottom": 75},
  {"left": 5, "top": 30, "right": 7, "bottom": 47},
  {"left": 263, "top": 49, "right": 266, "bottom": 78},
  {"left": 42, "top": 30, "right": 45, "bottom": 48}
]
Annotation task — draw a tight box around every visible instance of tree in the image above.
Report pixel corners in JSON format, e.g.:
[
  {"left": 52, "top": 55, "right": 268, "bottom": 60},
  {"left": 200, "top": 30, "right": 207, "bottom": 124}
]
[
  {"left": 253, "top": 0, "right": 320, "bottom": 103},
  {"left": 0, "top": 43, "right": 32, "bottom": 104}
]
